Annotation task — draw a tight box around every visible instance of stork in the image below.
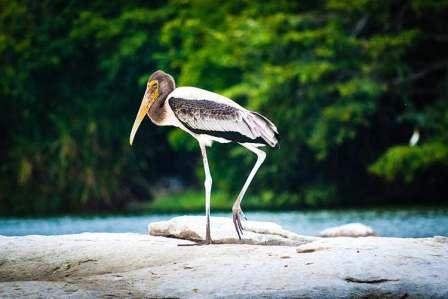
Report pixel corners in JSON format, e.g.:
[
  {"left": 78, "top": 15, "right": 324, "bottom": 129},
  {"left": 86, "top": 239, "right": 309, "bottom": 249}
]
[{"left": 130, "top": 70, "right": 279, "bottom": 244}]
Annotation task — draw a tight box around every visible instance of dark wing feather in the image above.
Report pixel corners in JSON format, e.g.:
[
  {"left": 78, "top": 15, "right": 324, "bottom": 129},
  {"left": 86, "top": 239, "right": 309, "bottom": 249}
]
[{"left": 169, "top": 97, "right": 278, "bottom": 147}]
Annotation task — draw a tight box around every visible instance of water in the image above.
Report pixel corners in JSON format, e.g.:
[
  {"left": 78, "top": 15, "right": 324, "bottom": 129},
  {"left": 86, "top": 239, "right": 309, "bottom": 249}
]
[{"left": 1, "top": 208, "right": 447, "bottom": 237}]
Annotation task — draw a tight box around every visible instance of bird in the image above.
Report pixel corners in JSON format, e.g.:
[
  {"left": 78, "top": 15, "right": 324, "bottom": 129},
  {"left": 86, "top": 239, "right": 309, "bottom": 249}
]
[
  {"left": 409, "top": 128, "right": 420, "bottom": 147},
  {"left": 129, "top": 70, "right": 279, "bottom": 244}
]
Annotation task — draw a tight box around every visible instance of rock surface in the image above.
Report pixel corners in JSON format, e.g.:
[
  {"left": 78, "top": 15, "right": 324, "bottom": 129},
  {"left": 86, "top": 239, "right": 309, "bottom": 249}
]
[
  {"left": 1, "top": 230, "right": 447, "bottom": 297},
  {"left": 149, "top": 216, "right": 316, "bottom": 245},
  {"left": 319, "top": 222, "right": 377, "bottom": 237}
]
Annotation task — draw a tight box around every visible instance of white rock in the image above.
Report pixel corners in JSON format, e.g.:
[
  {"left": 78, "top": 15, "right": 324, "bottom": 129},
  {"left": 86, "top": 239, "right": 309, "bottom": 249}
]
[
  {"left": 319, "top": 222, "right": 377, "bottom": 237},
  {"left": 149, "top": 216, "right": 316, "bottom": 245},
  {"left": 0, "top": 233, "right": 447, "bottom": 297}
]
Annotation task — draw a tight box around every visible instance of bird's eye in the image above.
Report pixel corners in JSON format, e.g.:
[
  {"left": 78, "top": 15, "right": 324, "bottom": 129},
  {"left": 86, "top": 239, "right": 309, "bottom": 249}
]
[
  {"left": 148, "top": 80, "right": 158, "bottom": 91},
  {"left": 148, "top": 80, "right": 159, "bottom": 100}
]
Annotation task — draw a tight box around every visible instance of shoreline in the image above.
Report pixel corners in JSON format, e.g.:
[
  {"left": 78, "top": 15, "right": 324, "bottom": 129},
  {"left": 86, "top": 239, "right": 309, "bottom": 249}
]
[{"left": 2, "top": 204, "right": 448, "bottom": 219}]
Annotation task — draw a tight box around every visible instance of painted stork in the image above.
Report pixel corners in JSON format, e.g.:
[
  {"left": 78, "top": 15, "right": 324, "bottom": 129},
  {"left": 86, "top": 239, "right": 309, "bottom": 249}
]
[{"left": 129, "top": 70, "right": 279, "bottom": 244}]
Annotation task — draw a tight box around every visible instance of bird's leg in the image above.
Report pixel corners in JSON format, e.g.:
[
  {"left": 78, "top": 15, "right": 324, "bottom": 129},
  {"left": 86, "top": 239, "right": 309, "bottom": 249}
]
[
  {"left": 177, "top": 143, "right": 213, "bottom": 247},
  {"left": 199, "top": 142, "right": 213, "bottom": 244},
  {"left": 232, "top": 144, "right": 266, "bottom": 240}
]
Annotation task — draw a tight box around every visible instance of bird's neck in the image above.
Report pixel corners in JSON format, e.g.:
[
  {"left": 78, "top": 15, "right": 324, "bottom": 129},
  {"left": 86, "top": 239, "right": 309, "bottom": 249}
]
[{"left": 148, "top": 90, "right": 171, "bottom": 125}]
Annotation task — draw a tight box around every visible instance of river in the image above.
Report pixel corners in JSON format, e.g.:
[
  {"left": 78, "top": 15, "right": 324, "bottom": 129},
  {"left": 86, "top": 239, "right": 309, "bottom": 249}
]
[{"left": 1, "top": 208, "right": 447, "bottom": 237}]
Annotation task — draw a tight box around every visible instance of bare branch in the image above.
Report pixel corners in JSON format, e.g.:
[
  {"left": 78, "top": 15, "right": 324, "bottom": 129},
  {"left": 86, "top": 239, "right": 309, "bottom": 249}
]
[
  {"left": 392, "top": 61, "right": 448, "bottom": 86},
  {"left": 351, "top": 15, "right": 369, "bottom": 38}
]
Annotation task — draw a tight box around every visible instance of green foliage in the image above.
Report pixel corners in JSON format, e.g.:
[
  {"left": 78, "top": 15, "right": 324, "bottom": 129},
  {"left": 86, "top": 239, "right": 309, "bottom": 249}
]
[
  {"left": 1, "top": 0, "right": 448, "bottom": 215},
  {"left": 369, "top": 143, "right": 448, "bottom": 183},
  {"left": 0, "top": 1, "right": 182, "bottom": 214},
  {"left": 148, "top": 190, "right": 232, "bottom": 212},
  {"left": 158, "top": 0, "right": 448, "bottom": 202}
]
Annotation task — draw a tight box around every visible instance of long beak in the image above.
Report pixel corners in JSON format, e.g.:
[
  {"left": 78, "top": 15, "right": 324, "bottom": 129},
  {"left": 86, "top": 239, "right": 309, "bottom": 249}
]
[{"left": 129, "top": 89, "right": 150, "bottom": 145}]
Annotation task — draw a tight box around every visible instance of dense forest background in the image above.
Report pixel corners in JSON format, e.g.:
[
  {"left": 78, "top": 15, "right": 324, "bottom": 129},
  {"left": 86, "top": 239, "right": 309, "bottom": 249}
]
[{"left": 1, "top": 0, "right": 447, "bottom": 215}]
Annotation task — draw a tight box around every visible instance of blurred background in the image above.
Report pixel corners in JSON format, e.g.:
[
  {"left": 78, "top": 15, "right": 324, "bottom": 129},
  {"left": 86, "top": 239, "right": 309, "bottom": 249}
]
[{"left": 1, "top": 0, "right": 447, "bottom": 234}]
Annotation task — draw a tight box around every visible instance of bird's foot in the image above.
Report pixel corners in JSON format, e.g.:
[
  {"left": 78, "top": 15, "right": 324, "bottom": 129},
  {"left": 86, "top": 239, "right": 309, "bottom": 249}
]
[{"left": 232, "top": 205, "right": 246, "bottom": 240}]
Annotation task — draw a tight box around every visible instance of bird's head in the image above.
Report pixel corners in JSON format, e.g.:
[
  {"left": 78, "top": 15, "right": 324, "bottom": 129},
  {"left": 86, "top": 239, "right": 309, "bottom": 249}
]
[{"left": 129, "top": 70, "right": 175, "bottom": 145}]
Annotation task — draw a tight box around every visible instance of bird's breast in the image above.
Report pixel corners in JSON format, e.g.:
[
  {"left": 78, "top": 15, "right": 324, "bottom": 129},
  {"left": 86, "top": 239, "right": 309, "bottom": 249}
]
[{"left": 148, "top": 99, "right": 182, "bottom": 127}]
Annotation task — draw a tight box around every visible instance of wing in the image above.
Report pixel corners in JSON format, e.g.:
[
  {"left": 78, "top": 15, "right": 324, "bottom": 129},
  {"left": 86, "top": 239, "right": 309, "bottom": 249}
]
[
  {"left": 169, "top": 86, "right": 246, "bottom": 110},
  {"left": 168, "top": 89, "right": 278, "bottom": 147}
]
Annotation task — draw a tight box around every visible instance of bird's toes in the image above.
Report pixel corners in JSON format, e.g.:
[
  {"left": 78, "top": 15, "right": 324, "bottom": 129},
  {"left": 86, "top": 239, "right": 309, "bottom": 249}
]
[
  {"left": 232, "top": 212, "right": 243, "bottom": 240},
  {"left": 237, "top": 214, "right": 244, "bottom": 232}
]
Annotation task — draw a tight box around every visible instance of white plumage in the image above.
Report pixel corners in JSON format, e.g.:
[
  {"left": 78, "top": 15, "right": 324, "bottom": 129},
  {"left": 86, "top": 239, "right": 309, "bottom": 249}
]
[
  {"left": 409, "top": 129, "right": 420, "bottom": 147},
  {"left": 169, "top": 86, "right": 247, "bottom": 109}
]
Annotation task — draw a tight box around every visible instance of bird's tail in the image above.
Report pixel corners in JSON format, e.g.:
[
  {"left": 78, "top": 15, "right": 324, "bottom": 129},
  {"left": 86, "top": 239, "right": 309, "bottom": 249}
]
[{"left": 249, "top": 112, "right": 279, "bottom": 148}]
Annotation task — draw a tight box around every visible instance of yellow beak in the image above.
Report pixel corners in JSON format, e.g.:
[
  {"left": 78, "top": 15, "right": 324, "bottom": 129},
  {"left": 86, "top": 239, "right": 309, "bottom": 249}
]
[{"left": 129, "top": 89, "right": 150, "bottom": 146}]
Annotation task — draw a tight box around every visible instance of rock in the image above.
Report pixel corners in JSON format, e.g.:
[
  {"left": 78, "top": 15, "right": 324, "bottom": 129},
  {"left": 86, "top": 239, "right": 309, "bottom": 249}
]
[
  {"left": 319, "top": 222, "right": 377, "bottom": 237},
  {"left": 433, "top": 235, "right": 448, "bottom": 243},
  {"left": 1, "top": 233, "right": 447, "bottom": 298},
  {"left": 149, "top": 216, "right": 316, "bottom": 245}
]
